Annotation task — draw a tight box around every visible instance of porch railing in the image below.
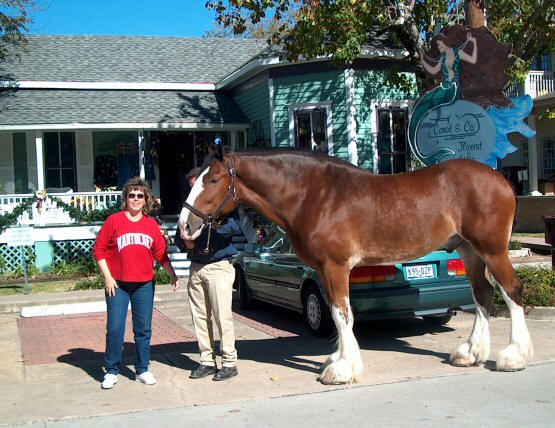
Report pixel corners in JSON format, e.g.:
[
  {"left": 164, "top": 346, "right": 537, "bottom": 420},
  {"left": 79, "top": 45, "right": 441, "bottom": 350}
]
[
  {"left": 505, "top": 70, "right": 555, "bottom": 99},
  {"left": 0, "top": 191, "right": 121, "bottom": 226}
]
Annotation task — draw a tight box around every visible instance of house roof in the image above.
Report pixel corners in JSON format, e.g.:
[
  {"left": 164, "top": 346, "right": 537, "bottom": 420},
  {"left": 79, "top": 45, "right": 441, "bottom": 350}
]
[
  {"left": 0, "top": 35, "right": 267, "bottom": 130},
  {"left": 0, "top": 89, "right": 249, "bottom": 130},
  {"left": 3, "top": 35, "right": 268, "bottom": 83}
]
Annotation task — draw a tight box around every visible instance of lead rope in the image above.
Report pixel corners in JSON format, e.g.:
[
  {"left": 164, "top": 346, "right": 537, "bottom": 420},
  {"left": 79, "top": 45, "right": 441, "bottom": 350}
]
[
  {"left": 200, "top": 222, "right": 213, "bottom": 256},
  {"left": 196, "top": 153, "right": 237, "bottom": 256}
]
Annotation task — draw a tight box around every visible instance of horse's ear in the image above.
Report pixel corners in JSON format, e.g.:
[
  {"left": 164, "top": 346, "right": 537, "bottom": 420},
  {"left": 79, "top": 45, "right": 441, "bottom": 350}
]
[{"left": 214, "top": 137, "right": 223, "bottom": 160}]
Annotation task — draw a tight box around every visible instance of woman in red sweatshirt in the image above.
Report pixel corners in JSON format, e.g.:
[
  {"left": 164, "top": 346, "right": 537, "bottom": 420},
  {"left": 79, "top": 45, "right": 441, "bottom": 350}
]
[{"left": 94, "top": 177, "right": 178, "bottom": 389}]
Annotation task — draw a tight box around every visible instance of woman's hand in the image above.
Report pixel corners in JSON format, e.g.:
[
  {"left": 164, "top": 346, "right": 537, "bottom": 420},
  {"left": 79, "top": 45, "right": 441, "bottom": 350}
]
[
  {"left": 171, "top": 273, "right": 179, "bottom": 291},
  {"left": 104, "top": 276, "right": 118, "bottom": 297}
]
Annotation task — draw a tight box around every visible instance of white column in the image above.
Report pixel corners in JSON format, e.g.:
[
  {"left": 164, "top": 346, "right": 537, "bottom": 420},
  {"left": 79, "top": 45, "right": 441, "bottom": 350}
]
[
  {"left": 138, "top": 130, "right": 145, "bottom": 179},
  {"left": 231, "top": 131, "right": 236, "bottom": 150},
  {"left": 344, "top": 69, "right": 358, "bottom": 166},
  {"left": 268, "top": 78, "right": 276, "bottom": 147},
  {"left": 34, "top": 130, "right": 45, "bottom": 190},
  {"left": 527, "top": 115, "right": 538, "bottom": 193}
]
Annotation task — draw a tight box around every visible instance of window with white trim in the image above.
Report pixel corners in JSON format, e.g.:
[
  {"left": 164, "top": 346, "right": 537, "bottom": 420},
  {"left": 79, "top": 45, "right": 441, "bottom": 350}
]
[
  {"left": 543, "top": 138, "right": 555, "bottom": 179},
  {"left": 44, "top": 132, "right": 76, "bottom": 190},
  {"left": 293, "top": 107, "right": 328, "bottom": 152},
  {"left": 377, "top": 108, "right": 408, "bottom": 174}
]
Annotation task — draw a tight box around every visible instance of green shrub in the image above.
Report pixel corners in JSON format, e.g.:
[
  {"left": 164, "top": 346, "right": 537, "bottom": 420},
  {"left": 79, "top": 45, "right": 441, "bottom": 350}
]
[
  {"left": 154, "top": 267, "right": 171, "bottom": 284},
  {"left": 74, "top": 275, "right": 104, "bottom": 291},
  {"left": 509, "top": 240, "right": 523, "bottom": 250},
  {"left": 52, "top": 258, "right": 98, "bottom": 278},
  {"left": 73, "top": 268, "right": 172, "bottom": 292},
  {"left": 493, "top": 266, "right": 555, "bottom": 307}
]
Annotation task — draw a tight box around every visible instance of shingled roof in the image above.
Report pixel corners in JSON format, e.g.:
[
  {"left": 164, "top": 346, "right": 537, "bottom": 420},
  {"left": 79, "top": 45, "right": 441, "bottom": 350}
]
[
  {"left": 0, "top": 35, "right": 269, "bottom": 128},
  {"left": 3, "top": 35, "right": 268, "bottom": 83},
  {"left": 0, "top": 89, "right": 249, "bottom": 127}
]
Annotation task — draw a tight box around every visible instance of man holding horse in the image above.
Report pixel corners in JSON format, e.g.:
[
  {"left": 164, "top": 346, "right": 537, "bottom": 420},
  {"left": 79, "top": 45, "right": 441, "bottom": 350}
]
[{"left": 175, "top": 165, "right": 242, "bottom": 381}]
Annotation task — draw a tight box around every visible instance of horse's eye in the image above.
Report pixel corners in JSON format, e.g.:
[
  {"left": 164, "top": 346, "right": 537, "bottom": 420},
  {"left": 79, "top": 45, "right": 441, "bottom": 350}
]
[{"left": 211, "top": 178, "right": 219, "bottom": 184}]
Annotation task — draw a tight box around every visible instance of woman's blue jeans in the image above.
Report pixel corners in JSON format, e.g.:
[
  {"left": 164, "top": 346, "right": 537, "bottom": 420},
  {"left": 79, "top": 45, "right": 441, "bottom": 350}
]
[{"left": 104, "top": 281, "right": 155, "bottom": 375}]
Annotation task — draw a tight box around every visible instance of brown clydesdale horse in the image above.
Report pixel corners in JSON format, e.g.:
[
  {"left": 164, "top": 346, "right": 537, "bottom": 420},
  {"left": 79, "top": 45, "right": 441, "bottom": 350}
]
[{"left": 178, "top": 148, "right": 533, "bottom": 385}]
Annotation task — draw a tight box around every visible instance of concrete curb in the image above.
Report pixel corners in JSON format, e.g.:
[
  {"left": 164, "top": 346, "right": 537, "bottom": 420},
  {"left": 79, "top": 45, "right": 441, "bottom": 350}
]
[
  {"left": 0, "top": 287, "right": 189, "bottom": 315},
  {"left": 492, "top": 305, "right": 555, "bottom": 321}
]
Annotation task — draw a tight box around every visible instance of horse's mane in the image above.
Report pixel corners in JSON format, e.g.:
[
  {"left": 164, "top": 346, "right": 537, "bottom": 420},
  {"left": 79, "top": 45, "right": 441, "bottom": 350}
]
[{"left": 233, "top": 147, "right": 363, "bottom": 172}]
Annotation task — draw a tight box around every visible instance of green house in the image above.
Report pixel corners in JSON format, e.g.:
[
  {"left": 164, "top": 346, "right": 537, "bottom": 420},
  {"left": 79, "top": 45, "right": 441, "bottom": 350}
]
[{"left": 0, "top": 35, "right": 419, "bottom": 271}]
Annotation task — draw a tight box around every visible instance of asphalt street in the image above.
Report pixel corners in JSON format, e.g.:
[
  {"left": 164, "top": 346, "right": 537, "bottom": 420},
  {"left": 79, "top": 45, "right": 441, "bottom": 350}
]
[{"left": 5, "top": 361, "right": 555, "bottom": 428}]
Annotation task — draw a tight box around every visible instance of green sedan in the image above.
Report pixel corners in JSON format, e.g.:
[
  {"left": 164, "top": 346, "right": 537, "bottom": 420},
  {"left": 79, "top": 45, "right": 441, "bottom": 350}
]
[{"left": 233, "top": 225, "right": 475, "bottom": 337}]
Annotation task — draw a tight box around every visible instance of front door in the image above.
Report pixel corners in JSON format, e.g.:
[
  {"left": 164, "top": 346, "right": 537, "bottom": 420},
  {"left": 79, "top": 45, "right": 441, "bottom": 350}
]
[{"left": 155, "top": 132, "right": 195, "bottom": 215}]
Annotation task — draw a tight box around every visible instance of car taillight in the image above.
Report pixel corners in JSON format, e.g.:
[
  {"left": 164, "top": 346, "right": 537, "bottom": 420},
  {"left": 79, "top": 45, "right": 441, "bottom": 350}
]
[
  {"left": 349, "top": 266, "right": 396, "bottom": 283},
  {"left": 447, "top": 259, "right": 466, "bottom": 276}
]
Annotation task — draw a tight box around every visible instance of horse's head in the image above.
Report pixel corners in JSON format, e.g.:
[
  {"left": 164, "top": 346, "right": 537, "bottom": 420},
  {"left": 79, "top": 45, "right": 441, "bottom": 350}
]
[{"left": 178, "top": 145, "right": 236, "bottom": 241}]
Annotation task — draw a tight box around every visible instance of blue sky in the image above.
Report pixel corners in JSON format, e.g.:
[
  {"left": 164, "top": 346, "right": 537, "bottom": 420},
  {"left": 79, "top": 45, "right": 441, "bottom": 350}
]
[{"left": 29, "top": 0, "right": 217, "bottom": 37}]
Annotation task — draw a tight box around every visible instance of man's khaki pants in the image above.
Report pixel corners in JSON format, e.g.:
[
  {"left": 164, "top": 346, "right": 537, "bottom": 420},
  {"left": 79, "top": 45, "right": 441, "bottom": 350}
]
[{"left": 188, "top": 260, "right": 237, "bottom": 368}]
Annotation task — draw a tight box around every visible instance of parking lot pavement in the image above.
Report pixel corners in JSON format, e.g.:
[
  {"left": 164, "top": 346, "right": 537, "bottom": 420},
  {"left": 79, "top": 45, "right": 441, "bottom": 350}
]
[{"left": 1, "top": 290, "right": 555, "bottom": 425}]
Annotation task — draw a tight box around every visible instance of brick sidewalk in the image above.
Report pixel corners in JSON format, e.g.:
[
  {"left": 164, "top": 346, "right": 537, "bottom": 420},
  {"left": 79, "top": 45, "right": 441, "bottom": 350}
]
[
  {"left": 17, "top": 305, "right": 304, "bottom": 366},
  {"left": 18, "top": 309, "right": 197, "bottom": 365}
]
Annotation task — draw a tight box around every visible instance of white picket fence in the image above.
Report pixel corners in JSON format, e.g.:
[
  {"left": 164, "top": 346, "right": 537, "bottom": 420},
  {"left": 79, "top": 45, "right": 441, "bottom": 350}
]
[
  {"left": 505, "top": 70, "right": 555, "bottom": 99},
  {"left": 0, "top": 191, "right": 121, "bottom": 225}
]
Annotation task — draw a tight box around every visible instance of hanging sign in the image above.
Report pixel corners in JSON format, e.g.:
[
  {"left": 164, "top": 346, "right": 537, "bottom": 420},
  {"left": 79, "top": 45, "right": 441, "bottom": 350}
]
[{"left": 409, "top": 24, "right": 536, "bottom": 168}]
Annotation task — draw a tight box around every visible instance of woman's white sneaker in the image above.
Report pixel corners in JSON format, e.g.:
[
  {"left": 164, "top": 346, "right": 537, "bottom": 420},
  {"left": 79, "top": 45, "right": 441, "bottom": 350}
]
[
  {"left": 136, "top": 371, "right": 157, "bottom": 385},
  {"left": 101, "top": 373, "right": 118, "bottom": 389}
]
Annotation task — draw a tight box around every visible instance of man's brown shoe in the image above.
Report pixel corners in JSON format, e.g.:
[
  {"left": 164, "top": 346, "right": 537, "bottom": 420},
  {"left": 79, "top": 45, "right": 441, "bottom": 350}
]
[
  {"left": 190, "top": 364, "right": 216, "bottom": 379},
  {"left": 213, "top": 366, "right": 238, "bottom": 381}
]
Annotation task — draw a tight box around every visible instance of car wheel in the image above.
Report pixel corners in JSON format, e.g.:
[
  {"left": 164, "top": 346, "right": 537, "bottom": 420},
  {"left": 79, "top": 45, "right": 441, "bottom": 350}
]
[
  {"left": 422, "top": 314, "right": 453, "bottom": 326},
  {"left": 235, "top": 266, "right": 254, "bottom": 310},
  {"left": 303, "top": 284, "right": 334, "bottom": 337}
]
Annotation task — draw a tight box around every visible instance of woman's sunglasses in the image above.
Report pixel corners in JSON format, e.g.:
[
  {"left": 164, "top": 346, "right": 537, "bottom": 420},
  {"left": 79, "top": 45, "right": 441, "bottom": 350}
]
[{"left": 128, "top": 193, "right": 144, "bottom": 199}]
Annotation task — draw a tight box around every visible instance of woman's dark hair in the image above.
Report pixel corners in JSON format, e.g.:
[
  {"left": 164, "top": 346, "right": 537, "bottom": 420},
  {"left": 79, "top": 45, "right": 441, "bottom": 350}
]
[{"left": 121, "top": 177, "right": 155, "bottom": 215}]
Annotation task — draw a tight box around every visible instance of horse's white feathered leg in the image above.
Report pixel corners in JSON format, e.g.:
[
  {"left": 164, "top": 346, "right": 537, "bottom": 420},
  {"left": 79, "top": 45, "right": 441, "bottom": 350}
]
[
  {"left": 319, "top": 301, "right": 363, "bottom": 384},
  {"left": 496, "top": 288, "right": 533, "bottom": 371},
  {"left": 320, "top": 336, "right": 341, "bottom": 372},
  {"left": 450, "top": 302, "right": 490, "bottom": 366}
]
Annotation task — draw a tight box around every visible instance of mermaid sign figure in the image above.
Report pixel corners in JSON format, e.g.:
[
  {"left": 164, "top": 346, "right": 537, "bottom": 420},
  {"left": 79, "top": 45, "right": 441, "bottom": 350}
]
[{"left": 408, "top": 25, "right": 535, "bottom": 168}]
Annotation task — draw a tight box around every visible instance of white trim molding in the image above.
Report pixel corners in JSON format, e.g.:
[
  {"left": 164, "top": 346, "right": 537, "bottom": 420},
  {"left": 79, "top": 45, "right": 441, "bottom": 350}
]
[
  {"left": 0, "top": 122, "right": 250, "bottom": 132},
  {"left": 268, "top": 78, "right": 277, "bottom": 147},
  {"left": 344, "top": 69, "right": 358, "bottom": 166},
  {"left": 5, "top": 80, "right": 216, "bottom": 91}
]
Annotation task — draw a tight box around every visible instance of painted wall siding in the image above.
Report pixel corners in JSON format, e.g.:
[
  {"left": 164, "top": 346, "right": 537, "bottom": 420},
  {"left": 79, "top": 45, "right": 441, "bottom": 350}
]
[
  {"left": 354, "top": 70, "right": 417, "bottom": 171},
  {"left": 232, "top": 81, "right": 272, "bottom": 148},
  {"left": 272, "top": 72, "right": 349, "bottom": 161}
]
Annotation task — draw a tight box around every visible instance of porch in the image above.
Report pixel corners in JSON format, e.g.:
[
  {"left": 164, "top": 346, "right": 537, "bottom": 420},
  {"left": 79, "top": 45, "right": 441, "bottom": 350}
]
[
  {"left": 505, "top": 70, "right": 555, "bottom": 100},
  {"left": 0, "top": 191, "right": 121, "bottom": 225}
]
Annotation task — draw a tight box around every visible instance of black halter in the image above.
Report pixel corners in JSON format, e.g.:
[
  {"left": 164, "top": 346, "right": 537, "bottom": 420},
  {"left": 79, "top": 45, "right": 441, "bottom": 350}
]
[{"left": 183, "top": 153, "right": 238, "bottom": 229}]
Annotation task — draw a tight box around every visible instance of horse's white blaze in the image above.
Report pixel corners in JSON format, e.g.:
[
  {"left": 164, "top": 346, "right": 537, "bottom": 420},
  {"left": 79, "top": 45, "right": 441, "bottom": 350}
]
[
  {"left": 319, "top": 300, "right": 363, "bottom": 384},
  {"left": 450, "top": 302, "right": 490, "bottom": 366},
  {"left": 496, "top": 288, "right": 533, "bottom": 371},
  {"left": 178, "top": 168, "right": 209, "bottom": 239}
]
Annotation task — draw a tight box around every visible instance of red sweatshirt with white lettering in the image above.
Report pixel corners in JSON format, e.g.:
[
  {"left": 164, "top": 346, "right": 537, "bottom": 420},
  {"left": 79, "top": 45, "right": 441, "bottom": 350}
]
[{"left": 93, "top": 211, "right": 170, "bottom": 282}]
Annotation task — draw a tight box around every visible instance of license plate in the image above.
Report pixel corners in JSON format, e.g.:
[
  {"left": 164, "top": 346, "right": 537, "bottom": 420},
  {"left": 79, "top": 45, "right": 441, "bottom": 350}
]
[{"left": 405, "top": 264, "right": 435, "bottom": 280}]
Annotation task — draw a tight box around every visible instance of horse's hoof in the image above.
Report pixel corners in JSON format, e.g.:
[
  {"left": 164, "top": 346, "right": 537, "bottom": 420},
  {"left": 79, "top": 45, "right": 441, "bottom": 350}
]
[
  {"left": 318, "top": 359, "right": 354, "bottom": 385},
  {"left": 450, "top": 342, "right": 488, "bottom": 367},
  {"left": 496, "top": 343, "right": 532, "bottom": 372},
  {"left": 450, "top": 357, "right": 472, "bottom": 367}
]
